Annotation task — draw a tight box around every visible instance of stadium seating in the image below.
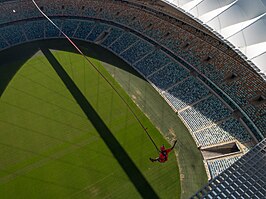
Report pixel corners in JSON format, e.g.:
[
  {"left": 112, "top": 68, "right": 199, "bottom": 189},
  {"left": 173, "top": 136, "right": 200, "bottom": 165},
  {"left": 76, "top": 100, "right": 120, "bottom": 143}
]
[
  {"left": 144, "top": 21, "right": 166, "bottom": 41},
  {"left": 148, "top": 61, "right": 189, "bottom": 90},
  {"left": 86, "top": 23, "right": 109, "bottom": 42},
  {"left": 194, "top": 118, "right": 252, "bottom": 147},
  {"left": 243, "top": 104, "right": 266, "bottom": 136},
  {"left": 133, "top": 49, "right": 172, "bottom": 77},
  {"left": 73, "top": 20, "right": 95, "bottom": 40},
  {"left": 101, "top": 27, "right": 124, "bottom": 47},
  {"left": 45, "top": 19, "right": 62, "bottom": 38},
  {"left": 159, "top": 30, "right": 182, "bottom": 53},
  {"left": 179, "top": 95, "right": 232, "bottom": 132},
  {"left": 82, "top": 4, "right": 98, "bottom": 17},
  {"left": 120, "top": 39, "right": 154, "bottom": 64},
  {"left": 109, "top": 32, "right": 138, "bottom": 54},
  {"left": 207, "top": 156, "right": 240, "bottom": 178},
  {"left": 63, "top": 1, "right": 84, "bottom": 16},
  {"left": 129, "top": 12, "right": 159, "bottom": 33},
  {"left": 0, "top": 1, "right": 39, "bottom": 23},
  {"left": 60, "top": 19, "right": 80, "bottom": 38},
  {"left": 0, "top": 37, "right": 9, "bottom": 50},
  {"left": 98, "top": 4, "right": 122, "bottom": 21},
  {"left": 112, "top": 7, "right": 137, "bottom": 27},
  {"left": 43, "top": 3, "right": 63, "bottom": 16},
  {"left": 0, "top": 25, "right": 27, "bottom": 45},
  {"left": 23, "top": 20, "right": 45, "bottom": 41},
  {"left": 163, "top": 77, "right": 210, "bottom": 111}
]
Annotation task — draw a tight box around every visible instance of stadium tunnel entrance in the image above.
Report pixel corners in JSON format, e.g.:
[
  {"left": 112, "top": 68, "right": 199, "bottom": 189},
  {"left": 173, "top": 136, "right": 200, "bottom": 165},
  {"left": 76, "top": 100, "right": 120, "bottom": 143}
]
[{"left": 200, "top": 142, "right": 241, "bottom": 160}]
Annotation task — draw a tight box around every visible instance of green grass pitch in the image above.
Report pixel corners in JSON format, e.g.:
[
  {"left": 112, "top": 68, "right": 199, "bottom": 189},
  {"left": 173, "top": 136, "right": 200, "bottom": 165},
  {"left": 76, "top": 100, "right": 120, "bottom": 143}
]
[
  {"left": 0, "top": 40, "right": 207, "bottom": 198},
  {"left": 0, "top": 48, "right": 181, "bottom": 199}
]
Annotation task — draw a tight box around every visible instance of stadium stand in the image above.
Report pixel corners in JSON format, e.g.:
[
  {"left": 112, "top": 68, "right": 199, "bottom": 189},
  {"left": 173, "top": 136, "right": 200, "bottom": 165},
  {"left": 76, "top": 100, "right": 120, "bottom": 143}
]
[
  {"left": 133, "top": 49, "right": 172, "bottom": 77},
  {"left": 0, "top": 0, "right": 265, "bottom": 186},
  {"left": 148, "top": 61, "right": 189, "bottom": 90},
  {"left": 243, "top": 104, "right": 266, "bottom": 136},
  {"left": 60, "top": 19, "right": 79, "bottom": 38},
  {"left": 77, "top": 4, "right": 98, "bottom": 18},
  {"left": 73, "top": 20, "right": 95, "bottom": 40},
  {"left": 194, "top": 118, "right": 252, "bottom": 147},
  {"left": 0, "top": 36, "right": 9, "bottom": 49},
  {"left": 120, "top": 39, "right": 154, "bottom": 64},
  {"left": 179, "top": 95, "right": 232, "bottom": 132},
  {"left": 112, "top": 7, "right": 137, "bottom": 26},
  {"left": 44, "top": 19, "right": 62, "bottom": 38},
  {"left": 163, "top": 77, "right": 210, "bottom": 111},
  {"left": 101, "top": 27, "right": 123, "bottom": 47},
  {"left": 1, "top": 25, "right": 27, "bottom": 45},
  {"left": 86, "top": 23, "right": 109, "bottom": 42},
  {"left": 97, "top": 3, "right": 122, "bottom": 21},
  {"left": 23, "top": 20, "right": 45, "bottom": 41},
  {"left": 129, "top": 12, "right": 159, "bottom": 33},
  {"left": 109, "top": 32, "right": 138, "bottom": 54},
  {"left": 207, "top": 156, "right": 241, "bottom": 179}
]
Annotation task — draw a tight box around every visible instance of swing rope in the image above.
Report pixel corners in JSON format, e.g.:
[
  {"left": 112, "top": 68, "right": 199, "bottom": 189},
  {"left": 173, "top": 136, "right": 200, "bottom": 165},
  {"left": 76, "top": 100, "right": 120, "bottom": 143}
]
[{"left": 31, "top": 0, "right": 160, "bottom": 153}]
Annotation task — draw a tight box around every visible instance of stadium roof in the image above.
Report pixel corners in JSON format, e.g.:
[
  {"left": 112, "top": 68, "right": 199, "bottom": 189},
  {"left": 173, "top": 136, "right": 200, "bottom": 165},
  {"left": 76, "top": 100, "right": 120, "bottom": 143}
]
[{"left": 163, "top": 0, "right": 266, "bottom": 79}]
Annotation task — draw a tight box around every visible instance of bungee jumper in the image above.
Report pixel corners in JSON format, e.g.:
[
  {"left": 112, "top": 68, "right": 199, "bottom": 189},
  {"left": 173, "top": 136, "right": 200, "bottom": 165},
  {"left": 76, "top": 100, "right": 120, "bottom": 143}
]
[{"left": 150, "top": 140, "right": 177, "bottom": 163}]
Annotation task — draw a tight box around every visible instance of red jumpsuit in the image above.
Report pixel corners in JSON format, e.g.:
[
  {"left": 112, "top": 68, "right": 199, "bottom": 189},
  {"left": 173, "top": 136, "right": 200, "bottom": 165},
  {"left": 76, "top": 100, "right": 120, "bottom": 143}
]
[
  {"left": 150, "top": 141, "right": 177, "bottom": 163},
  {"left": 158, "top": 146, "right": 172, "bottom": 163}
]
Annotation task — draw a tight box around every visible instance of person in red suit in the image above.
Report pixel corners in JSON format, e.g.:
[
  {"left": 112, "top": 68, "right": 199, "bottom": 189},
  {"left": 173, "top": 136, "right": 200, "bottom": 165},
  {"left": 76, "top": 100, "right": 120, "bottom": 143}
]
[{"left": 150, "top": 140, "right": 177, "bottom": 163}]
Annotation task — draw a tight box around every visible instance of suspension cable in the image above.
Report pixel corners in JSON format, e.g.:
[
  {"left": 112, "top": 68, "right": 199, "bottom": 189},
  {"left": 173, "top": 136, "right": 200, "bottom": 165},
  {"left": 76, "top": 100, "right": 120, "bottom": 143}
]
[{"left": 31, "top": 0, "right": 160, "bottom": 153}]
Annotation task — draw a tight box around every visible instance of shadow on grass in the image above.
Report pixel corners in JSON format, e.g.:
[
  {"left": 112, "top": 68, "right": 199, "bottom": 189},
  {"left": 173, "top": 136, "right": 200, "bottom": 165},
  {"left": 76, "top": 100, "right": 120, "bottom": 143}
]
[
  {"left": 41, "top": 48, "right": 159, "bottom": 199},
  {"left": 0, "top": 45, "right": 39, "bottom": 97},
  {"left": 0, "top": 39, "right": 146, "bottom": 98}
]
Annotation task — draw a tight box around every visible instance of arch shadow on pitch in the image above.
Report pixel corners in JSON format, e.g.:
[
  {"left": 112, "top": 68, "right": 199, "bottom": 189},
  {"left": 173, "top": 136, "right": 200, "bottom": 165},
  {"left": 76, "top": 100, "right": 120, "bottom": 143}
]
[
  {"left": 0, "top": 45, "right": 39, "bottom": 97},
  {"left": 41, "top": 47, "right": 159, "bottom": 199},
  {"left": 0, "top": 39, "right": 145, "bottom": 98}
]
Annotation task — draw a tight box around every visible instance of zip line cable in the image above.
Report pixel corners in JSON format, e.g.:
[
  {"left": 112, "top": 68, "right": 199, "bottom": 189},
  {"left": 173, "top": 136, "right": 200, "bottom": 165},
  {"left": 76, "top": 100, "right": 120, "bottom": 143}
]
[{"left": 31, "top": 0, "right": 160, "bottom": 153}]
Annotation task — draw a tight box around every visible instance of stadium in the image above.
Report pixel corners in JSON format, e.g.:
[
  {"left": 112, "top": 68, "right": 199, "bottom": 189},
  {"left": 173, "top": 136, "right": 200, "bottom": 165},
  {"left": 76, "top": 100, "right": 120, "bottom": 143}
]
[{"left": 0, "top": 0, "right": 265, "bottom": 198}]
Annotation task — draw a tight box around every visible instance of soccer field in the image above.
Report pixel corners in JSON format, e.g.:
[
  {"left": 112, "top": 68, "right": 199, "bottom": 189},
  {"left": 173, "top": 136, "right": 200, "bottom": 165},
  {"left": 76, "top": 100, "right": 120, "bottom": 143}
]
[
  {"left": 0, "top": 39, "right": 207, "bottom": 198},
  {"left": 0, "top": 47, "right": 181, "bottom": 198}
]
